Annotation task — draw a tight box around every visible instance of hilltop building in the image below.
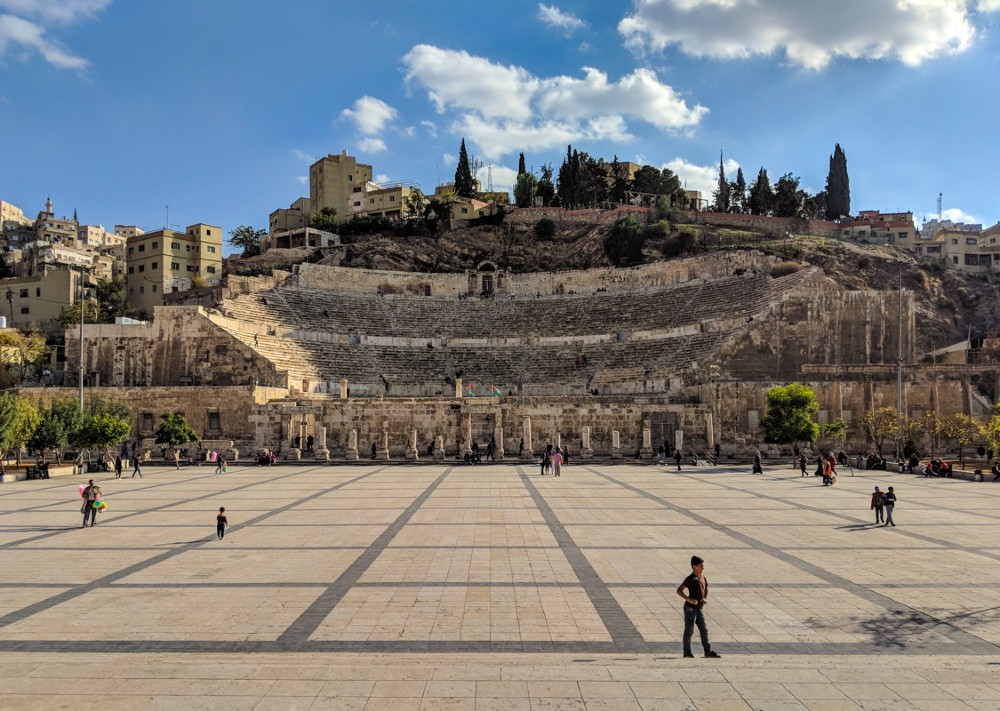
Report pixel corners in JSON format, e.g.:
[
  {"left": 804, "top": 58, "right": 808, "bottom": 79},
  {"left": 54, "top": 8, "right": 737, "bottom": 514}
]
[{"left": 125, "top": 224, "right": 222, "bottom": 318}]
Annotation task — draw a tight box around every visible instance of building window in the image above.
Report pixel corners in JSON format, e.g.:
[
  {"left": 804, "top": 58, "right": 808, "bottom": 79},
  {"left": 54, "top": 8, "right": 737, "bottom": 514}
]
[
  {"left": 965, "top": 254, "right": 978, "bottom": 266},
  {"left": 370, "top": 198, "right": 375, "bottom": 204},
  {"left": 138, "top": 265, "right": 144, "bottom": 273},
  {"left": 208, "top": 412, "right": 221, "bottom": 433},
  {"left": 967, "top": 237, "right": 978, "bottom": 245},
  {"left": 953, "top": 256, "right": 959, "bottom": 265},
  {"left": 138, "top": 244, "right": 145, "bottom": 252},
  {"left": 151, "top": 262, "right": 158, "bottom": 270},
  {"left": 152, "top": 241, "right": 158, "bottom": 248},
  {"left": 206, "top": 246, "right": 216, "bottom": 253},
  {"left": 951, "top": 239, "right": 958, "bottom": 245},
  {"left": 171, "top": 262, "right": 180, "bottom": 270},
  {"left": 461, "top": 207, "right": 468, "bottom": 214},
  {"left": 353, "top": 186, "right": 361, "bottom": 193},
  {"left": 20, "top": 307, "right": 28, "bottom": 314},
  {"left": 152, "top": 285, "right": 157, "bottom": 292},
  {"left": 206, "top": 266, "right": 217, "bottom": 274},
  {"left": 129, "top": 288, "right": 134, "bottom": 295},
  {"left": 206, "top": 229, "right": 211, "bottom": 235},
  {"left": 171, "top": 242, "right": 180, "bottom": 250},
  {"left": 35, "top": 288, "right": 40, "bottom": 297},
  {"left": 139, "top": 286, "right": 144, "bottom": 294},
  {"left": 128, "top": 267, "right": 134, "bottom": 274},
  {"left": 354, "top": 201, "right": 361, "bottom": 207},
  {"left": 390, "top": 195, "right": 395, "bottom": 202},
  {"left": 127, "top": 247, "right": 133, "bottom": 255},
  {"left": 187, "top": 265, "right": 197, "bottom": 272},
  {"left": 19, "top": 288, "right": 28, "bottom": 298},
  {"left": 141, "top": 413, "right": 154, "bottom": 433}
]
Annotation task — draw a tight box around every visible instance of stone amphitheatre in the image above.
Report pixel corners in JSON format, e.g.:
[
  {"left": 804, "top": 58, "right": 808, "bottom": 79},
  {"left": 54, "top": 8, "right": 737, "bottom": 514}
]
[{"left": 51, "top": 229, "right": 987, "bottom": 463}]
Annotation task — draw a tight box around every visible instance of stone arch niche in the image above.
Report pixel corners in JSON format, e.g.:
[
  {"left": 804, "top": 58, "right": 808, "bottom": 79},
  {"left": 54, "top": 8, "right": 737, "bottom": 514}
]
[{"left": 468, "top": 261, "right": 506, "bottom": 296}]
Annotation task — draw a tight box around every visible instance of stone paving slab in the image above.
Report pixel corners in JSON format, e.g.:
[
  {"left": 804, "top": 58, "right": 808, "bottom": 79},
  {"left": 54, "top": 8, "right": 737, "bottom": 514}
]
[{"left": 0, "top": 462, "right": 998, "bottom": 708}]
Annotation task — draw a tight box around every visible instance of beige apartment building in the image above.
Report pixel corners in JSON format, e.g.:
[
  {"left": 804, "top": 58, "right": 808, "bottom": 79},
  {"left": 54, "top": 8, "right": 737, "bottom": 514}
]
[
  {"left": 126, "top": 224, "right": 222, "bottom": 317},
  {"left": 839, "top": 210, "right": 917, "bottom": 247},
  {"left": 0, "top": 266, "right": 85, "bottom": 329},
  {"left": 310, "top": 151, "right": 374, "bottom": 221},
  {"left": 0, "top": 200, "right": 32, "bottom": 229},
  {"left": 78, "top": 224, "right": 125, "bottom": 250},
  {"left": 269, "top": 197, "right": 312, "bottom": 235}
]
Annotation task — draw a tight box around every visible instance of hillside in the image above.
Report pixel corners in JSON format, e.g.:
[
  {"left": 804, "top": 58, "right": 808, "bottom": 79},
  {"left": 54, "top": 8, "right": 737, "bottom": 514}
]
[{"left": 234, "top": 216, "right": 1000, "bottom": 356}]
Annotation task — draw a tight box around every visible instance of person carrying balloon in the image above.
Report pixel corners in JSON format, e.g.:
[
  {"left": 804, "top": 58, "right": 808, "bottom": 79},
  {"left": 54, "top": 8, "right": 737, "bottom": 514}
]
[{"left": 80, "top": 479, "right": 103, "bottom": 528}]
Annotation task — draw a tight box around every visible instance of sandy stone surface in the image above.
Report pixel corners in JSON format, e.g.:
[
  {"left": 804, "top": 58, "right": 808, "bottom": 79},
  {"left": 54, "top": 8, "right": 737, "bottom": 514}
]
[{"left": 0, "top": 462, "right": 997, "bottom": 709}]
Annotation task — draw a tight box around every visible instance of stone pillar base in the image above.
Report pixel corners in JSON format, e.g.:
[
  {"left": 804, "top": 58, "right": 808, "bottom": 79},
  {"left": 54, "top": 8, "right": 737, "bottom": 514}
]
[
  {"left": 376, "top": 447, "right": 390, "bottom": 461},
  {"left": 433, "top": 449, "right": 445, "bottom": 461},
  {"left": 314, "top": 447, "right": 330, "bottom": 461},
  {"left": 286, "top": 448, "right": 301, "bottom": 461},
  {"left": 611, "top": 447, "right": 622, "bottom": 460},
  {"left": 639, "top": 447, "right": 653, "bottom": 460},
  {"left": 581, "top": 448, "right": 593, "bottom": 459},
  {"left": 405, "top": 448, "right": 419, "bottom": 461},
  {"left": 227, "top": 449, "right": 239, "bottom": 462},
  {"left": 522, "top": 449, "right": 534, "bottom": 460},
  {"left": 345, "top": 448, "right": 359, "bottom": 462}
]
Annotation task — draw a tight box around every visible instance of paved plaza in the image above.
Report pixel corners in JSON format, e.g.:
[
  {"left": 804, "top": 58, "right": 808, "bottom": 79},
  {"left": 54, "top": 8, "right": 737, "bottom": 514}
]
[{"left": 0, "top": 461, "right": 998, "bottom": 710}]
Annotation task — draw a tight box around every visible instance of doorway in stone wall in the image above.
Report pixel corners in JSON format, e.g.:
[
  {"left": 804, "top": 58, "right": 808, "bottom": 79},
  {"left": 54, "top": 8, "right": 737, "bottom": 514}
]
[{"left": 650, "top": 412, "right": 678, "bottom": 452}]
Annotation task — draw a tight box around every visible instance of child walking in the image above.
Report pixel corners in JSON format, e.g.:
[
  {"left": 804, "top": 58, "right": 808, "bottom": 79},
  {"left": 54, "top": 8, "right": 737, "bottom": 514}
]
[{"left": 217, "top": 507, "right": 228, "bottom": 539}]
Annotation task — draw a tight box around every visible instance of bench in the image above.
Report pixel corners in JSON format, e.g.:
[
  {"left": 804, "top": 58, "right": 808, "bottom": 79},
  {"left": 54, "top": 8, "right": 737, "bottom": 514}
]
[{"left": 26, "top": 464, "right": 50, "bottom": 480}]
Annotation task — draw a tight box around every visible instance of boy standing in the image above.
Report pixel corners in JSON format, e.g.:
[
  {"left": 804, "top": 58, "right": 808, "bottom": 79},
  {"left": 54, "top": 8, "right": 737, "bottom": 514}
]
[
  {"left": 676, "top": 555, "right": 720, "bottom": 658},
  {"left": 217, "top": 507, "right": 228, "bottom": 539},
  {"left": 870, "top": 486, "right": 885, "bottom": 524},
  {"left": 883, "top": 487, "right": 897, "bottom": 527}
]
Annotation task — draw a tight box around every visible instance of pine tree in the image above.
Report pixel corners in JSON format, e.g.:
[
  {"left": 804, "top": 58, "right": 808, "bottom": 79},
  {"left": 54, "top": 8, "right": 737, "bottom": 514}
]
[
  {"left": 454, "top": 138, "right": 475, "bottom": 198},
  {"left": 825, "top": 144, "right": 850, "bottom": 220},
  {"left": 712, "top": 152, "right": 729, "bottom": 212},
  {"left": 517, "top": 152, "right": 526, "bottom": 176},
  {"left": 733, "top": 167, "right": 747, "bottom": 213},
  {"left": 748, "top": 167, "right": 774, "bottom": 216}
]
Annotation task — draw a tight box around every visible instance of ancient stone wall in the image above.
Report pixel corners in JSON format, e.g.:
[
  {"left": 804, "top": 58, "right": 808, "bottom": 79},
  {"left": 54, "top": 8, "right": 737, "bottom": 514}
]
[{"left": 689, "top": 211, "right": 840, "bottom": 237}]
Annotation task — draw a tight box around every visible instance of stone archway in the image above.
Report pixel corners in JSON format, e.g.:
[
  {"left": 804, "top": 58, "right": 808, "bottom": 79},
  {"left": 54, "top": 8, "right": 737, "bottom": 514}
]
[{"left": 469, "top": 261, "right": 504, "bottom": 296}]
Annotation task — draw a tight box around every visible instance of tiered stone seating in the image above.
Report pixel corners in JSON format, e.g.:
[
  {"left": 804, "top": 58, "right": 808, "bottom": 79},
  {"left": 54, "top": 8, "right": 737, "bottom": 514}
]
[{"left": 212, "top": 269, "right": 812, "bottom": 393}]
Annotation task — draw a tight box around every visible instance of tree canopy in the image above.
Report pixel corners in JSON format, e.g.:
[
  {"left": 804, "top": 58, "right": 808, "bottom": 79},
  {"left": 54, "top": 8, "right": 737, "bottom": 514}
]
[
  {"left": 228, "top": 225, "right": 265, "bottom": 257},
  {"left": 454, "top": 138, "right": 475, "bottom": 198},
  {"left": 309, "top": 207, "right": 338, "bottom": 232},
  {"left": 155, "top": 412, "right": 199, "bottom": 447},
  {"left": 759, "top": 383, "right": 820, "bottom": 445},
  {"left": 825, "top": 143, "right": 850, "bottom": 219}
]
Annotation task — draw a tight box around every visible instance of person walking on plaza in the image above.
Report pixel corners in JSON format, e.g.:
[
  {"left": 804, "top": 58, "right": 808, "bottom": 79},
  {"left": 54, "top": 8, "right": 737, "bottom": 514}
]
[
  {"left": 132, "top": 454, "right": 142, "bottom": 478},
  {"left": 752, "top": 449, "right": 763, "bottom": 474},
  {"left": 81, "top": 479, "right": 101, "bottom": 528},
  {"left": 217, "top": 507, "right": 228, "bottom": 539},
  {"left": 114, "top": 454, "right": 123, "bottom": 479},
  {"left": 799, "top": 453, "right": 807, "bottom": 477},
  {"left": 215, "top": 454, "right": 226, "bottom": 474},
  {"left": 552, "top": 448, "right": 563, "bottom": 477},
  {"left": 676, "top": 555, "right": 720, "bottom": 658},
  {"left": 870, "top": 486, "right": 885, "bottom": 524},
  {"left": 883, "top": 486, "right": 897, "bottom": 526},
  {"left": 674, "top": 448, "right": 682, "bottom": 471}
]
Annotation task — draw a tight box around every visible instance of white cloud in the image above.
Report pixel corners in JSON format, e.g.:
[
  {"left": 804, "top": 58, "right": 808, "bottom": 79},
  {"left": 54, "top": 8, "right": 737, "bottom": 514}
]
[
  {"left": 375, "top": 174, "right": 391, "bottom": 184},
  {"left": 442, "top": 153, "right": 455, "bottom": 165},
  {"left": 420, "top": 120, "right": 438, "bottom": 137},
  {"left": 291, "top": 148, "right": 315, "bottom": 164},
  {"left": 358, "top": 137, "right": 387, "bottom": 154},
  {"left": 0, "top": 0, "right": 110, "bottom": 25},
  {"left": 403, "top": 44, "right": 707, "bottom": 160},
  {"left": 476, "top": 164, "right": 518, "bottom": 194},
  {"left": 940, "top": 207, "right": 980, "bottom": 224},
  {"left": 662, "top": 156, "right": 740, "bottom": 197},
  {"left": 340, "top": 95, "right": 399, "bottom": 135},
  {"left": 295, "top": 176, "right": 307, "bottom": 186},
  {"left": 537, "top": 3, "right": 586, "bottom": 34},
  {"left": 0, "top": 11, "right": 88, "bottom": 69},
  {"left": 978, "top": 0, "right": 1000, "bottom": 11},
  {"left": 620, "top": 0, "right": 978, "bottom": 70}
]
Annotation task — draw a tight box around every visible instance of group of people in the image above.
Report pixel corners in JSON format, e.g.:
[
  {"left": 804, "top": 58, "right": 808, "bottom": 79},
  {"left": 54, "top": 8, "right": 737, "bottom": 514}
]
[
  {"left": 869, "top": 485, "right": 898, "bottom": 526},
  {"left": 539, "top": 445, "right": 566, "bottom": 476},
  {"left": 254, "top": 450, "right": 277, "bottom": 466},
  {"left": 656, "top": 445, "right": 684, "bottom": 470}
]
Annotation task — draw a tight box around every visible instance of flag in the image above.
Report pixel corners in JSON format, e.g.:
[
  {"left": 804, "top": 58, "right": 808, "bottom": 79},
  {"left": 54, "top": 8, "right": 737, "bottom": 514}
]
[{"left": 491, "top": 385, "right": 501, "bottom": 396}]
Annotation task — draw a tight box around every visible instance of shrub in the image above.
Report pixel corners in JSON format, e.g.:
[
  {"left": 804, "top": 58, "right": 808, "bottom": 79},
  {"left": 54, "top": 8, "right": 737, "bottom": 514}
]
[
  {"left": 534, "top": 218, "right": 556, "bottom": 241},
  {"left": 603, "top": 217, "right": 646, "bottom": 266},
  {"left": 770, "top": 261, "right": 802, "bottom": 278}
]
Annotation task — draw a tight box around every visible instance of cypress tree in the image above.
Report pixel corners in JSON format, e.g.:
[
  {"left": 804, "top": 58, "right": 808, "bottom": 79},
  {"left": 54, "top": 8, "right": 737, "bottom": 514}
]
[
  {"left": 825, "top": 144, "right": 850, "bottom": 220},
  {"left": 748, "top": 167, "right": 774, "bottom": 216},
  {"left": 712, "top": 151, "right": 729, "bottom": 212},
  {"left": 733, "top": 167, "right": 747, "bottom": 213},
  {"left": 517, "top": 152, "right": 526, "bottom": 176},
  {"left": 454, "top": 138, "right": 475, "bottom": 198}
]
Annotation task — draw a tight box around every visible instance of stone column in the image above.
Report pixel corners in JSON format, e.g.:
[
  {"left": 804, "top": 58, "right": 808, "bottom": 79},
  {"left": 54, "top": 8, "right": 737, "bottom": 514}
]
[
  {"left": 553, "top": 432, "right": 562, "bottom": 450},
  {"left": 340, "top": 379, "right": 349, "bottom": 399},
  {"left": 455, "top": 378, "right": 463, "bottom": 398},
  {"left": 675, "top": 429, "right": 685, "bottom": 454},
  {"left": 433, "top": 435, "right": 445, "bottom": 461},
  {"left": 345, "top": 428, "right": 359, "bottom": 461},
  {"left": 314, "top": 425, "right": 329, "bottom": 461},
  {"left": 287, "top": 417, "right": 301, "bottom": 460},
  {"left": 376, "top": 429, "right": 390, "bottom": 461},
  {"left": 460, "top": 414, "right": 472, "bottom": 456},
  {"left": 581, "top": 426, "right": 593, "bottom": 459},
  {"left": 705, "top": 412, "right": 715, "bottom": 451},
  {"left": 611, "top": 430, "right": 622, "bottom": 459},
  {"left": 522, "top": 416, "right": 534, "bottom": 459},
  {"left": 406, "top": 429, "right": 419, "bottom": 461},
  {"left": 640, "top": 420, "right": 653, "bottom": 459},
  {"left": 493, "top": 426, "right": 504, "bottom": 460}
]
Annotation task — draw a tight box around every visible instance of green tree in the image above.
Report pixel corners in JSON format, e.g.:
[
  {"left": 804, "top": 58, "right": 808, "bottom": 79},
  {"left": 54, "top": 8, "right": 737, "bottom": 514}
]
[
  {"left": 309, "top": 207, "right": 338, "bottom": 232},
  {"left": 747, "top": 167, "right": 774, "bottom": 216},
  {"left": 9, "top": 394, "right": 40, "bottom": 466},
  {"left": 534, "top": 218, "right": 556, "bottom": 241},
  {"left": 712, "top": 152, "right": 729, "bottom": 212},
  {"left": 96, "top": 277, "right": 132, "bottom": 322},
  {"left": 825, "top": 143, "right": 851, "bottom": 219},
  {"left": 603, "top": 216, "right": 646, "bottom": 267},
  {"left": 514, "top": 172, "right": 538, "bottom": 208},
  {"left": 940, "top": 413, "right": 979, "bottom": 467},
  {"left": 772, "top": 173, "right": 806, "bottom": 218},
  {"left": 608, "top": 156, "right": 630, "bottom": 204},
  {"left": 0, "top": 329, "right": 49, "bottom": 382},
  {"left": 822, "top": 417, "right": 852, "bottom": 473},
  {"left": 70, "top": 397, "right": 131, "bottom": 465},
  {"left": 517, "top": 152, "right": 526, "bottom": 176},
  {"left": 536, "top": 164, "right": 555, "bottom": 206},
  {"left": 155, "top": 412, "right": 199, "bottom": 469},
  {"left": 27, "top": 399, "right": 82, "bottom": 464},
  {"left": 981, "top": 413, "right": 1000, "bottom": 461},
  {"left": 56, "top": 300, "right": 99, "bottom": 330},
  {"left": 454, "top": 138, "right": 475, "bottom": 198},
  {"left": 759, "top": 383, "right": 820, "bottom": 446},
  {"left": 228, "top": 225, "right": 265, "bottom": 257},
  {"left": 802, "top": 190, "right": 828, "bottom": 220},
  {"left": 729, "top": 167, "right": 747, "bottom": 213},
  {"left": 401, "top": 188, "right": 427, "bottom": 219}
]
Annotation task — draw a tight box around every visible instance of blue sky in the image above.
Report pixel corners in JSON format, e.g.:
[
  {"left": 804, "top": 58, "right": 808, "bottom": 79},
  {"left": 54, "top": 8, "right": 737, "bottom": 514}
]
[{"left": 2, "top": 0, "right": 1000, "bottom": 254}]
